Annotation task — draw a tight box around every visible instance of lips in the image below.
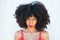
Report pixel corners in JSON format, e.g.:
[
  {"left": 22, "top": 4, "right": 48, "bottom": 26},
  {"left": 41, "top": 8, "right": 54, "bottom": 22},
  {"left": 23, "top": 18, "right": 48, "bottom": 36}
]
[{"left": 29, "top": 25, "right": 33, "bottom": 27}]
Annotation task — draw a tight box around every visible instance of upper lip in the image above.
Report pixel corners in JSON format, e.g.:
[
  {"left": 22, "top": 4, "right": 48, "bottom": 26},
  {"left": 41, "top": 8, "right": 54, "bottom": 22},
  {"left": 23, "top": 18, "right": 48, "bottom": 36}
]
[{"left": 29, "top": 25, "right": 33, "bottom": 27}]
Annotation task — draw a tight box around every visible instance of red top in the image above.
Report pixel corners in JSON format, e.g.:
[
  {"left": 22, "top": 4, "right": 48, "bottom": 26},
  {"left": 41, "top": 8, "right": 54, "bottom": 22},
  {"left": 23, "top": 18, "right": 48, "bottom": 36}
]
[{"left": 20, "top": 30, "right": 42, "bottom": 40}]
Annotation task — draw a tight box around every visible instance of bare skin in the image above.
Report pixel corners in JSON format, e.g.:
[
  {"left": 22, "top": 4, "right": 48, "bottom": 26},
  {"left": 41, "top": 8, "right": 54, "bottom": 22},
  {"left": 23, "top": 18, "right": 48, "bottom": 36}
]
[
  {"left": 14, "top": 16, "right": 49, "bottom": 40},
  {"left": 14, "top": 30, "right": 49, "bottom": 40}
]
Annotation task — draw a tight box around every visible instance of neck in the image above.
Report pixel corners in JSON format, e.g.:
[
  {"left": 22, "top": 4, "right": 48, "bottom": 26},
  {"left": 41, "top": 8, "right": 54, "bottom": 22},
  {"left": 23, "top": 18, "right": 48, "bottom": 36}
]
[{"left": 26, "top": 26, "right": 37, "bottom": 33}]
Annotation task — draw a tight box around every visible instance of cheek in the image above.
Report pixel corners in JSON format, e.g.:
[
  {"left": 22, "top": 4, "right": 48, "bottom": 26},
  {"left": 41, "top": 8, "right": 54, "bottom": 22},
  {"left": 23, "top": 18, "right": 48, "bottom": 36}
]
[
  {"left": 33, "top": 21, "right": 37, "bottom": 25},
  {"left": 26, "top": 20, "right": 29, "bottom": 25}
]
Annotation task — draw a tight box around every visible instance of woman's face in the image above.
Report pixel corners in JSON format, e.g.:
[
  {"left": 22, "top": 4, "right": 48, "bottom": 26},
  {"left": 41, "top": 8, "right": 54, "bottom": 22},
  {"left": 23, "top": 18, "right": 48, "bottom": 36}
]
[{"left": 26, "top": 15, "right": 37, "bottom": 28}]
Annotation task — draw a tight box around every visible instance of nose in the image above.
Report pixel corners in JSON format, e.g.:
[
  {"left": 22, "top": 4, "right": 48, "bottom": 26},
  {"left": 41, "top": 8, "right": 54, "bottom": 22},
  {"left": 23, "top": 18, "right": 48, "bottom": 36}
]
[{"left": 29, "top": 20, "right": 33, "bottom": 25}]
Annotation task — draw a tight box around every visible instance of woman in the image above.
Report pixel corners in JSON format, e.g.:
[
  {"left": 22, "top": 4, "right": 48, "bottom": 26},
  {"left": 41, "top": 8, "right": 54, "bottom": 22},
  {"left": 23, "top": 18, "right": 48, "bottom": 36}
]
[{"left": 14, "top": 1, "right": 50, "bottom": 40}]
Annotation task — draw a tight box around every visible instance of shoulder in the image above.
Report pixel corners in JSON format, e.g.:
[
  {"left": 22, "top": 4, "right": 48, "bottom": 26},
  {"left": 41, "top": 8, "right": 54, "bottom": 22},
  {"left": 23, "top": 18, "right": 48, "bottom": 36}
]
[
  {"left": 14, "top": 30, "right": 23, "bottom": 39},
  {"left": 41, "top": 30, "right": 49, "bottom": 35},
  {"left": 41, "top": 30, "right": 49, "bottom": 40}
]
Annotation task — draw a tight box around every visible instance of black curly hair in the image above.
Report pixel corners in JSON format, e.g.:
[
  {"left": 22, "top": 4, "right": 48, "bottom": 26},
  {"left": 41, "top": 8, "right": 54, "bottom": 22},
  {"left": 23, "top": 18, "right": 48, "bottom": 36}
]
[{"left": 14, "top": 1, "right": 50, "bottom": 31}]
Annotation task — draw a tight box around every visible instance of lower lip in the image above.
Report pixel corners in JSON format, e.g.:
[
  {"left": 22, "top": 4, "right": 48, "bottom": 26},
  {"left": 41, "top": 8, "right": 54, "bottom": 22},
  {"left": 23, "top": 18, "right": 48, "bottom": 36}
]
[{"left": 29, "top": 25, "right": 33, "bottom": 27}]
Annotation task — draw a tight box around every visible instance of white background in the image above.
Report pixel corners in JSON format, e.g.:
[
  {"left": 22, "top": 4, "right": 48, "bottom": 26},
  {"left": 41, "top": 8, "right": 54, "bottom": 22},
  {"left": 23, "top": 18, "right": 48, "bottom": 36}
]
[{"left": 0, "top": 0, "right": 60, "bottom": 40}]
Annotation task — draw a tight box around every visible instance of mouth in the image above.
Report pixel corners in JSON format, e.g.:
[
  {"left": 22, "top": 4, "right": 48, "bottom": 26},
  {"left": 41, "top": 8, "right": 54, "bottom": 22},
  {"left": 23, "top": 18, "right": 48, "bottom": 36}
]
[{"left": 29, "top": 25, "right": 33, "bottom": 27}]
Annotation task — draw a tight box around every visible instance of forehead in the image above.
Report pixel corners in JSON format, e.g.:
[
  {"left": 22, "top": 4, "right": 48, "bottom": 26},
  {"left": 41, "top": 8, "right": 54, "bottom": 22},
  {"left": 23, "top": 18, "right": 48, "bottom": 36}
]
[{"left": 28, "top": 15, "right": 36, "bottom": 19}]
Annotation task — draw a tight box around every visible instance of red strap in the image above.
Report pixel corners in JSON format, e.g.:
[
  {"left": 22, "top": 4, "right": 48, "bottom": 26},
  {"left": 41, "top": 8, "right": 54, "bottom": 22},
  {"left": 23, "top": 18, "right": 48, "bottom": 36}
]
[
  {"left": 20, "top": 30, "right": 24, "bottom": 40},
  {"left": 38, "top": 31, "right": 42, "bottom": 40}
]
